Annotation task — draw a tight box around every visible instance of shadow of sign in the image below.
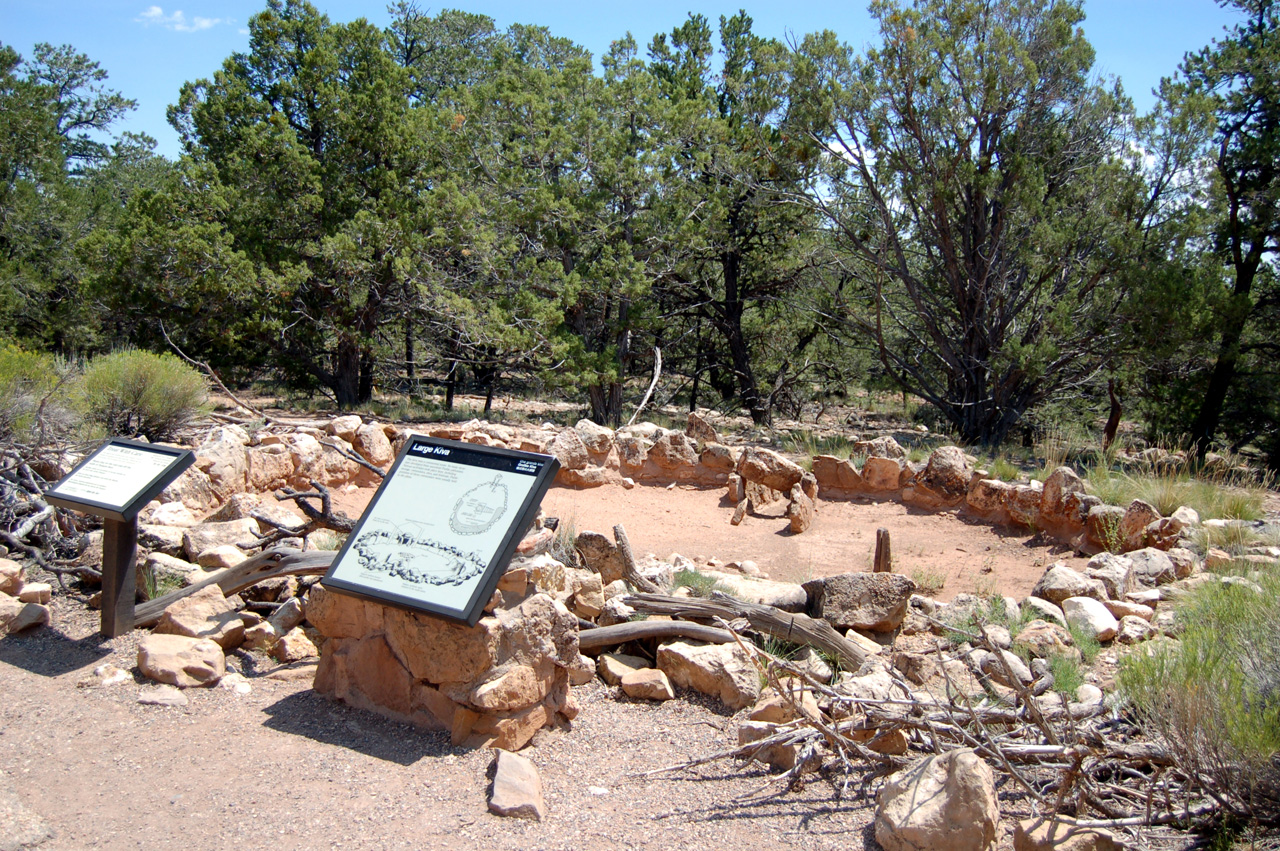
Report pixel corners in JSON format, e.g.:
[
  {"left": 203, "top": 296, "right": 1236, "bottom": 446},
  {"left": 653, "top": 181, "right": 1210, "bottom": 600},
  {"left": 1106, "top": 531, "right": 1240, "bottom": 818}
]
[
  {"left": 0, "top": 627, "right": 112, "bottom": 677},
  {"left": 260, "top": 689, "right": 454, "bottom": 766}
]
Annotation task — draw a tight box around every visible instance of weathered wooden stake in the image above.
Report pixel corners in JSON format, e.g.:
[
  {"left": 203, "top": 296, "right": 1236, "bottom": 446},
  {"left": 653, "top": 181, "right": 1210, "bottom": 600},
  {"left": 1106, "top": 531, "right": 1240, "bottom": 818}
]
[
  {"left": 100, "top": 516, "right": 138, "bottom": 638},
  {"left": 873, "top": 527, "right": 892, "bottom": 573}
]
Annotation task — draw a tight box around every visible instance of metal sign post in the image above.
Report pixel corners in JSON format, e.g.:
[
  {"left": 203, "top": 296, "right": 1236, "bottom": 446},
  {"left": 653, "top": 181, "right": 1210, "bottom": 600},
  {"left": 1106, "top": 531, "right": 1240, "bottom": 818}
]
[{"left": 45, "top": 438, "right": 195, "bottom": 638}]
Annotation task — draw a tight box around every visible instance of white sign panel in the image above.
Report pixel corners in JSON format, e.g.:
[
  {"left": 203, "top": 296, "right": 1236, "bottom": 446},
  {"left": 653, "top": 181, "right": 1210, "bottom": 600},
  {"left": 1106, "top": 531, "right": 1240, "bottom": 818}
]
[
  {"left": 322, "top": 437, "right": 559, "bottom": 625},
  {"left": 45, "top": 438, "right": 195, "bottom": 521}
]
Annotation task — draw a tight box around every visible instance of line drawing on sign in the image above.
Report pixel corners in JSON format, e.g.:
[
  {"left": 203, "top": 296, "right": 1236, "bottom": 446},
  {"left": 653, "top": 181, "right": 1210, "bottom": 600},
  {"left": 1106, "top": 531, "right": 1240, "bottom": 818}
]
[
  {"left": 352, "top": 520, "right": 487, "bottom": 587},
  {"left": 448, "top": 474, "right": 509, "bottom": 535}
]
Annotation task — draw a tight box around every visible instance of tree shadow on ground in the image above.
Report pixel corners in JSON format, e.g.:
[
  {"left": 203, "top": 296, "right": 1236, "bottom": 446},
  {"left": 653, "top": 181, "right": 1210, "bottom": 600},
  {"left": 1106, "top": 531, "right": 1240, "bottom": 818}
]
[
  {"left": 260, "top": 688, "right": 454, "bottom": 766},
  {"left": 0, "top": 627, "right": 111, "bottom": 677}
]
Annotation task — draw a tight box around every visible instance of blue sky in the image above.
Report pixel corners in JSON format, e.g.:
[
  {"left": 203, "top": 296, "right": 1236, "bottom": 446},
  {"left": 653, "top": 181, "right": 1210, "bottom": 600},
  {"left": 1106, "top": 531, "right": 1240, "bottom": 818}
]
[{"left": 3, "top": 0, "right": 1244, "bottom": 160}]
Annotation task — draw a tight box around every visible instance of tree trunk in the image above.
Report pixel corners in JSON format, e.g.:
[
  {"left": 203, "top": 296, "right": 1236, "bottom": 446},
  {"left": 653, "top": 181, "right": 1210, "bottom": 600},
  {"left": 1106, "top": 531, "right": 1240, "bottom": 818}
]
[
  {"left": 405, "top": 318, "right": 415, "bottom": 380},
  {"left": 444, "top": 360, "right": 457, "bottom": 411},
  {"left": 1191, "top": 259, "right": 1258, "bottom": 456},
  {"left": 333, "top": 338, "right": 361, "bottom": 408}
]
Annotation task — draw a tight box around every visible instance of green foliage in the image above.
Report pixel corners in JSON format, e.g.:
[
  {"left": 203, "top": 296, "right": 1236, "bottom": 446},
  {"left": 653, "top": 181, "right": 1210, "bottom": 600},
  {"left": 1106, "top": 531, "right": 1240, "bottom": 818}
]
[
  {"left": 1048, "top": 652, "right": 1084, "bottom": 698},
  {"left": 74, "top": 350, "right": 207, "bottom": 441},
  {"left": 1067, "top": 622, "right": 1102, "bottom": 665},
  {"left": 909, "top": 566, "right": 946, "bottom": 597},
  {"left": 1119, "top": 570, "right": 1280, "bottom": 821}
]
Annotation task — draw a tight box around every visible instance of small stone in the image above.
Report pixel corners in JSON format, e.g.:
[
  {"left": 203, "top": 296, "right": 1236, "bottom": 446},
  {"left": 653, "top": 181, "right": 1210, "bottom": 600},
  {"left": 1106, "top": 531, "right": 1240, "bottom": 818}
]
[
  {"left": 488, "top": 750, "right": 546, "bottom": 821},
  {"left": 16, "top": 582, "right": 51, "bottom": 604},
  {"left": 1115, "top": 615, "right": 1155, "bottom": 645},
  {"left": 138, "top": 684, "right": 189, "bottom": 707},
  {"left": 271, "top": 626, "right": 318, "bottom": 663},
  {"left": 1062, "top": 596, "right": 1119, "bottom": 642},
  {"left": 219, "top": 672, "right": 252, "bottom": 695},
  {"left": 597, "top": 652, "right": 649, "bottom": 686},
  {"left": 620, "top": 668, "right": 675, "bottom": 701}
]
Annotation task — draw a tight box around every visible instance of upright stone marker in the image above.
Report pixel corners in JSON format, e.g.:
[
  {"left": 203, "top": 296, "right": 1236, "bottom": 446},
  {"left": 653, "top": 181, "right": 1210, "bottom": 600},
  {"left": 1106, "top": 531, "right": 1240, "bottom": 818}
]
[{"left": 45, "top": 438, "right": 195, "bottom": 637}]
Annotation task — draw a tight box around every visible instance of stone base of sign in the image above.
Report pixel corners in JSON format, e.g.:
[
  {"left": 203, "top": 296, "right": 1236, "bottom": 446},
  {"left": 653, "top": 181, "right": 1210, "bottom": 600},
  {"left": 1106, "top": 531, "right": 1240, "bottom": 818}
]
[{"left": 310, "top": 586, "right": 580, "bottom": 751}]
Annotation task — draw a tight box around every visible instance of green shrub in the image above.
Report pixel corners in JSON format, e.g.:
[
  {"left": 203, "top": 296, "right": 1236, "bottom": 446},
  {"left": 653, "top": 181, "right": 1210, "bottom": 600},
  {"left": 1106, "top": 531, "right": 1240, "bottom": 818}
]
[
  {"left": 1067, "top": 622, "right": 1102, "bottom": 664},
  {"left": 1048, "top": 652, "right": 1084, "bottom": 698},
  {"left": 75, "top": 350, "right": 208, "bottom": 442},
  {"left": 672, "top": 568, "right": 734, "bottom": 598},
  {"left": 1085, "top": 464, "right": 1266, "bottom": 521},
  {"left": 1118, "top": 572, "right": 1280, "bottom": 822}
]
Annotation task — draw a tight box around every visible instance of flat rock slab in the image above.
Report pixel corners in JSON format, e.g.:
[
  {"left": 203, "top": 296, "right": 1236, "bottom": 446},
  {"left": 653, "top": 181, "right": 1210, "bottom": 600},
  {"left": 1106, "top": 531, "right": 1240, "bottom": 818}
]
[{"left": 488, "top": 749, "right": 545, "bottom": 821}]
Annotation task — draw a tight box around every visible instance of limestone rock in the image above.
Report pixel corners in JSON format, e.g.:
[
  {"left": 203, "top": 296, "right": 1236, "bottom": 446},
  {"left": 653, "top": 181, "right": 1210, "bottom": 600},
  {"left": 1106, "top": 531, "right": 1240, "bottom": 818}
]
[
  {"left": 1006, "top": 482, "right": 1044, "bottom": 527},
  {"left": 1103, "top": 599, "right": 1153, "bottom": 622},
  {"left": 1014, "top": 620, "right": 1077, "bottom": 661},
  {"left": 620, "top": 668, "right": 674, "bottom": 701},
  {"left": 1127, "top": 548, "right": 1176, "bottom": 588},
  {"left": 181, "top": 518, "right": 258, "bottom": 562},
  {"left": 16, "top": 582, "right": 51, "bottom": 605},
  {"left": 648, "top": 431, "right": 699, "bottom": 469},
  {"left": 306, "top": 583, "right": 386, "bottom": 638},
  {"left": 138, "top": 684, "right": 189, "bottom": 707},
  {"left": 1021, "top": 596, "right": 1066, "bottom": 626},
  {"left": 137, "top": 633, "right": 225, "bottom": 687},
  {"left": 268, "top": 597, "right": 306, "bottom": 635},
  {"left": 750, "top": 682, "right": 820, "bottom": 724},
  {"left": 698, "top": 442, "right": 737, "bottom": 471},
  {"left": 0, "top": 558, "right": 22, "bottom": 596},
  {"left": 353, "top": 423, "right": 394, "bottom": 468},
  {"left": 148, "top": 501, "right": 198, "bottom": 527},
  {"left": 862, "top": 456, "right": 904, "bottom": 491},
  {"left": 855, "top": 436, "right": 907, "bottom": 461},
  {"left": 575, "top": 531, "right": 626, "bottom": 585},
  {"left": 597, "top": 652, "right": 648, "bottom": 686},
  {"left": 488, "top": 749, "right": 546, "bottom": 821},
  {"left": 803, "top": 572, "right": 916, "bottom": 632},
  {"left": 1115, "top": 615, "right": 1155, "bottom": 645},
  {"left": 812, "top": 454, "right": 864, "bottom": 491},
  {"left": 966, "top": 479, "right": 1013, "bottom": 517},
  {"left": 657, "top": 640, "right": 761, "bottom": 710},
  {"left": 1040, "top": 467, "right": 1087, "bottom": 526},
  {"left": 696, "top": 571, "right": 806, "bottom": 612},
  {"left": 573, "top": 419, "right": 614, "bottom": 455},
  {"left": 975, "top": 648, "right": 1033, "bottom": 687},
  {"left": 737, "top": 446, "right": 804, "bottom": 492},
  {"left": 787, "top": 483, "right": 815, "bottom": 533},
  {"left": 196, "top": 544, "right": 246, "bottom": 570},
  {"left": 547, "top": 428, "right": 589, "bottom": 472},
  {"left": 1083, "top": 553, "right": 1135, "bottom": 600},
  {"left": 158, "top": 466, "right": 218, "bottom": 514},
  {"left": 328, "top": 414, "right": 362, "bottom": 442},
  {"left": 557, "top": 466, "right": 609, "bottom": 489},
  {"left": 1085, "top": 504, "right": 1127, "bottom": 551},
  {"left": 1120, "top": 499, "right": 1161, "bottom": 551},
  {"left": 1062, "top": 596, "right": 1119, "bottom": 642},
  {"left": 685, "top": 410, "right": 719, "bottom": 445},
  {"left": 875, "top": 749, "right": 999, "bottom": 851},
  {"left": 137, "top": 524, "right": 186, "bottom": 558},
  {"left": 153, "top": 584, "right": 246, "bottom": 649},
  {"left": 0, "top": 596, "right": 49, "bottom": 636},
  {"left": 246, "top": 443, "right": 296, "bottom": 491},
  {"left": 271, "top": 627, "right": 317, "bottom": 662},
  {"left": 738, "top": 719, "right": 799, "bottom": 771},
  {"left": 1030, "top": 563, "right": 1106, "bottom": 606},
  {"left": 915, "top": 446, "right": 973, "bottom": 503}
]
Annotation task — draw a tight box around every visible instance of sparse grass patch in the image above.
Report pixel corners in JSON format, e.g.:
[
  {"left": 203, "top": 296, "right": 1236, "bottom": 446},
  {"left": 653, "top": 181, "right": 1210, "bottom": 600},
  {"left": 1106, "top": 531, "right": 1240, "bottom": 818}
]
[
  {"left": 1067, "top": 622, "right": 1102, "bottom": 664},
  {"left": 910, "top": 566, "right": 947, "bottom": 597},
  {"left": 307, "top": 529, "right": 347, "bottom": 551},
  {"left": 1085, "top": 465, "right": 1267, "bottom": 521},
  {"left": 781, "top": 430, "right": 857, "bottom": 462},
  {"left": 548, "top": 516, "right": 579, "bottom": 568},
  {"left": 672, "top": 568, "right": 735, "bottom": 598}
]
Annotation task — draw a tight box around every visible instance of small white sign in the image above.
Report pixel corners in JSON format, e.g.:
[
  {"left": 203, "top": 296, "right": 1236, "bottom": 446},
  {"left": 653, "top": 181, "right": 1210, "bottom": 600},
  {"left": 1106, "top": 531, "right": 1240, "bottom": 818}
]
[{"left": 51, "top": 443, "right": 177, "bottom": 504}]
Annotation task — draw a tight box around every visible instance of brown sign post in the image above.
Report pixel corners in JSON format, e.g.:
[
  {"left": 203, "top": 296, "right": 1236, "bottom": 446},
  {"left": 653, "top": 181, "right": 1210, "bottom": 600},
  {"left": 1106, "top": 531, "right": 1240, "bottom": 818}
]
[{"left": 45, "top": 438, "right": 195, "bottom": 638}]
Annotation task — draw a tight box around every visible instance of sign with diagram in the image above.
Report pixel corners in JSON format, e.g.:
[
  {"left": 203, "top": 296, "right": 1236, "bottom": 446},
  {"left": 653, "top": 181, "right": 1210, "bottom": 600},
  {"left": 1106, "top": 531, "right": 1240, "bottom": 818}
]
[
  {"left": 321, "top": 436, "right": 560, "bottom": 626},
  {"left": 45, "top": 438, "right": 195, "bottom": 522}
]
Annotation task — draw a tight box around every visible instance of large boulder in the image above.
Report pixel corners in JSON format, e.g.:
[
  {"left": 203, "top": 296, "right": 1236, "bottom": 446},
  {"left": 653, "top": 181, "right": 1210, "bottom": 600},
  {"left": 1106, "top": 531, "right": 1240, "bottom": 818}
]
[
  {"left": 0, "top": 594, "right": 50, "bottom": 636},
  {"left": 855, "top": 436, "right": 907, "bottom": 461},
  {"left": 966, "top": 479, "right": 1014, "bottom": 519},
  {"left": 912, "top": 446, "right": 973, "bottom": 504},
  {"left": 648, "top": 431, "right": 699, "bottom": 470},
  {"left": 353, "top": 423, "right": 394, "bottom": 468},
  {"left": 137, "top": 633, "right": 225, "bottom": 687},
  {"left": 875, "top": 749, "right": 999, "bottom": 851},
  {"left": 246, "top": 443, "right": 296, "bottom": 492},
  {"left": 181, "top": 518, "right": 258, "bottom": 562},
  {"left": 1083, "top": 553, "right": 1135, "bottom": 600},
  {"left": 803, "top": 573, "right": 916, "bottom": 632},
  {"left": 737, "top": 446, "right": 804, "bottom": 493},
  {"left": 656, "top": 640, "right": 761, "bottom": 710},
  {"left": 573, "top": 419, "right": 614, "bottom": 456},
  {"left": 158, "top": 467, "right": 218, "bottom": 514},
  {"left": 697, "top": 571, "right": 807, "bottom": 612},
  {"left": 685, "top": 411, "right": 720, "bottom": 445},
  {"left": 573, "top": 531, "right": 626, "bottom": 586},
  {"left": 1127, "top": 548, "right": 1177, "bottom": 588},
  {"left": 1085, "top": 504, "right": 1127, "bottom": 552},
  {"left": 547, "top": 429, "right": 589, "bottom": 472}
]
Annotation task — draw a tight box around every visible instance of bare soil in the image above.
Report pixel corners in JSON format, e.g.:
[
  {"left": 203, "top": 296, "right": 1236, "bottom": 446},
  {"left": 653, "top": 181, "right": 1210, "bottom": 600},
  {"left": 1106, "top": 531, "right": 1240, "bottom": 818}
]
[{"left": 2, "top": 451, "right": 1087, "bottom": 850}]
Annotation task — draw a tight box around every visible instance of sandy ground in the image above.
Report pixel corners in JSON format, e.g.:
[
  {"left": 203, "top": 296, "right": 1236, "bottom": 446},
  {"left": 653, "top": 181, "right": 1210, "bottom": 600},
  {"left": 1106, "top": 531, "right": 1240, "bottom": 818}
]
[{"left": 0, "top": 477, "right": 1085, "bottom": 850}]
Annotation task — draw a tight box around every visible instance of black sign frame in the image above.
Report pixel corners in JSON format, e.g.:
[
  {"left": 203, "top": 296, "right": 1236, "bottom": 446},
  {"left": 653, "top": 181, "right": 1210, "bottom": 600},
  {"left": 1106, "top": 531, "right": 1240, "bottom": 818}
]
[
  {"left": 45, "top": 437, "right": 196, "bottom": 522},
  {"left": 321, "top": 435, "right": 560, "bottom": 627}
]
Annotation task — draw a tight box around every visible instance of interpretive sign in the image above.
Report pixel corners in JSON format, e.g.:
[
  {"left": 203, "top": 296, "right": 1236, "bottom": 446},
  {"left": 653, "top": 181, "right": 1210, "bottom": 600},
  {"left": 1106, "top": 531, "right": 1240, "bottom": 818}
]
[
  {"left": 45, "top": 438, "right": 195, "bottom": 522},
  {"left": 46, "top": 438, "right": 196, "bottom": 638},
  {"left": 322, "top": 435, "right": 560, "bottom": 626}
]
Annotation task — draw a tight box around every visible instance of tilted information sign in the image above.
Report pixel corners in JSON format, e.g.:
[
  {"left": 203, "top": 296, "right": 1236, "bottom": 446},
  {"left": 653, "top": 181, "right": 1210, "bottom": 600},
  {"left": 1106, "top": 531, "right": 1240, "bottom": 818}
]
[
  {"left": 322, "top": 436, "right": 560, "bottom": 626},
  {"left": 45, "top": 438, "right": 195, "bottom": 522}
]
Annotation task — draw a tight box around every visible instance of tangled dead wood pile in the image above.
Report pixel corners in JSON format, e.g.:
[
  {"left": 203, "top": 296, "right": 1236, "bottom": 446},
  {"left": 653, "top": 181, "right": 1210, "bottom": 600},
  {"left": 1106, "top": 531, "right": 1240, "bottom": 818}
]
[{"left": 630, "top": 593, "right": 1225, "bottom": 833}]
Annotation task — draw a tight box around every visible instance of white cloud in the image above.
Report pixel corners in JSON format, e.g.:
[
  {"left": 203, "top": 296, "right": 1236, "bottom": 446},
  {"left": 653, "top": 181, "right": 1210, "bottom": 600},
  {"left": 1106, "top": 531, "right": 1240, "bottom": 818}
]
[{"left": 136, "top": 6, "right": 227, "bottom": 33}]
